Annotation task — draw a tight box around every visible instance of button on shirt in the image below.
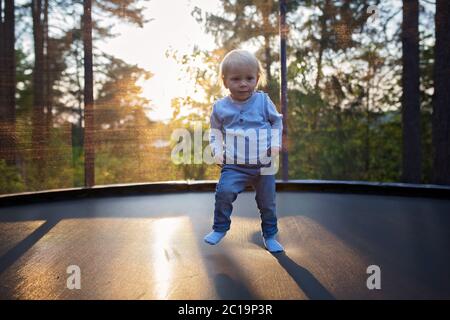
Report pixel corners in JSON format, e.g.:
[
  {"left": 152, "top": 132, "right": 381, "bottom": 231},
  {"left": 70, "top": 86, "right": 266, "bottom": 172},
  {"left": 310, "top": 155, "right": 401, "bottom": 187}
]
[{"left": 209, "top": 91, "right": 283, "bottom": 165}]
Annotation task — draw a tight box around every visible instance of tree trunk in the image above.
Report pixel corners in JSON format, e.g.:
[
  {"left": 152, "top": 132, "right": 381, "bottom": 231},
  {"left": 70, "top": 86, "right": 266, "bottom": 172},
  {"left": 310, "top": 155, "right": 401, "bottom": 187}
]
[
  {"left": 72, "top": 37, "right": 84, "bottom": 186},
  {"left": 0, "top": 0, "right": 16, "bottom": 166},
  {"left": 401, "top": 0, "right": 421, "bottom": 183},
  {"left": 264, "top": 34, "right": 271, "bottom": 84},
  {"left": 83, "top": 0, "right": 95, "bottom": 187},
  {"left": 261, "top": 0, "right": 272, "bottom": 87},
  {"left": 312, "top": 0, "right": 330, "bottom": 132},
  {"left": 31, "top": 0, "right": 46, "bottom": 186},
  {"left": 432, "top": 0, "right": 450, "bottom": 185},
  {"left": 43, "top": 0, "right": 52, "bottom": 145},
  {"left": 315, "top": 0, "right": 330, "bottom": 92},
  {"left": 365, "top": 67, "right": 372, "bottom": 180}
]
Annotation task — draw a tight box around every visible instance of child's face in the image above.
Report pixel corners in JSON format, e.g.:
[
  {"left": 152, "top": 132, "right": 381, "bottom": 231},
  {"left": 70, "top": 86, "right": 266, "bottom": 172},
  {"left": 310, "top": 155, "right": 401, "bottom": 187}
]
[{"left": 223, "top": 65, "right": 259, "bottom": 102}]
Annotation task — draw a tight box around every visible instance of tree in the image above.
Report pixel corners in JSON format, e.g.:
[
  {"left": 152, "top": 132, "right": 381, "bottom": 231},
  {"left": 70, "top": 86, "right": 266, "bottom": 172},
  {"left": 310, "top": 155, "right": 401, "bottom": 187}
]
[
  {"left": 401, "top": 0, "right": 421, "bottom": 183},
  {"left": 31, "top": 0, "right": 46, "bottom": 185},
  {"left": 25, "top": 0, "right": 148, "bottom": 187},
  {"left": 432, "top": 0, "right": 450, "bottom": 185},
  {"left": 94, "top": 57, "right": 154, "bottom": 184},
  {"left": 83, "top": 0, "right": 95, "bottom": 187},
  {"left": 167, "top": 48, "right": 223, "bottom": 180},
  {"left": 201, "top": 0, "right": 300, "bottom": 95},
  {"left": 81, "top": 0, "right": 147, "bottom": 187},
  {"left": 296, "top": 0, "right": 380, "bottom": 91},
  {"left": 0, "top": 0, "right": 16, "bottom": 165},
  {"left": 195, "top": 0, "right": 405, "bottom": 182}
]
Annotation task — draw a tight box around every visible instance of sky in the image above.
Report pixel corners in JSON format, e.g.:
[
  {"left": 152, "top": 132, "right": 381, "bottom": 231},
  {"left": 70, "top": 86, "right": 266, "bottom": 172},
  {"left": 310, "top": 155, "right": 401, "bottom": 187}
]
[{"left": 100, "top": 0, "right": 221, "bottom": 122}]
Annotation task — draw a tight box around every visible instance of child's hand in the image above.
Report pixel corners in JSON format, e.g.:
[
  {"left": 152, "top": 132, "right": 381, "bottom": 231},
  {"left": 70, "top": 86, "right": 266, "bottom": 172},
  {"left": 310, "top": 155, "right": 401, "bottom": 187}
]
[
  {"left": 214, "top": 153, "right": 224, "bottom": 167},
  {"left": 269, "top": 146, "right": 281, "bottom": 157}
]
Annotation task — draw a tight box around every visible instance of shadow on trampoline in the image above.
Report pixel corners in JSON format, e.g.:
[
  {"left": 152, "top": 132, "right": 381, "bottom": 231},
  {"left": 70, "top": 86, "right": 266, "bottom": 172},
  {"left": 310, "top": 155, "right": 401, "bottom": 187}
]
[
  {"left": 250, "top": 231, "right": 335, "bottom": 300},
  {"left": 214, "top": 273, "right": 255, "bottom": 300},
  {"left": 204, "top": 250, "right": 257, "bottom": 300},
  {"left": 0, "top": 218, "right": 60, "bottom": 276},
  {"left": 271, "top": 252, "right": 335, "bottom": 300}
]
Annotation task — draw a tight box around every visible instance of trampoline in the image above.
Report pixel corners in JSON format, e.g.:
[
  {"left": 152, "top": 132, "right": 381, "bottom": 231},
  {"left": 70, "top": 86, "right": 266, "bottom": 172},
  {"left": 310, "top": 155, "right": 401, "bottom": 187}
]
[{"left": 0, "top": 181, "right": 449, "bottom": 300}]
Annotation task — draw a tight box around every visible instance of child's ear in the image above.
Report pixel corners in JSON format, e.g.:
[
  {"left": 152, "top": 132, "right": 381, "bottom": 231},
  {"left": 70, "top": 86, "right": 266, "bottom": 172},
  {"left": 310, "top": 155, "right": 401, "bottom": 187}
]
[{"left": 222, "top": 76, "right": 228, "bottom": 89}]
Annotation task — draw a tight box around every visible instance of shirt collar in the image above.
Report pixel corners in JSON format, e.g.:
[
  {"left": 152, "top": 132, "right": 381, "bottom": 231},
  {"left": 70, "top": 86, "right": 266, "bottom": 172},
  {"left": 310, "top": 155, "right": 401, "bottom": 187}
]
[{"left": 227, "top": 91, "right": 256, "bottom": 106}]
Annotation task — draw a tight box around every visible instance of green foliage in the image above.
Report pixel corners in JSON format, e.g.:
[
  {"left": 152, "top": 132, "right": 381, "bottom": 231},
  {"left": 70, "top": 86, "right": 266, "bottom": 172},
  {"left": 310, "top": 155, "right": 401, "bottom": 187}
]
[{"left": 0, "top": 160, "right": 25, "bottom": 194}]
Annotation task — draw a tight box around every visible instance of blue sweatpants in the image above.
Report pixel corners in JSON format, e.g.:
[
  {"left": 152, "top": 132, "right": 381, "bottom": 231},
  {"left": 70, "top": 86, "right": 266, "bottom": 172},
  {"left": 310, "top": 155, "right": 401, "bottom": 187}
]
[{"left": 212, "top": 164, "right": 278, "bottom": 238}]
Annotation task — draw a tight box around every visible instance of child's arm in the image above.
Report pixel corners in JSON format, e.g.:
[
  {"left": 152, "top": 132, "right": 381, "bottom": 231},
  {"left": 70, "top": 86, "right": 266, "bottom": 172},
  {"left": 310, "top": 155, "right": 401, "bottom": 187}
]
[
  {"left": 209, "top": 104, "right": 224, "bottom": 165},
  {"left": 265, "top": 95, "right": 283, "bottom": 154}
]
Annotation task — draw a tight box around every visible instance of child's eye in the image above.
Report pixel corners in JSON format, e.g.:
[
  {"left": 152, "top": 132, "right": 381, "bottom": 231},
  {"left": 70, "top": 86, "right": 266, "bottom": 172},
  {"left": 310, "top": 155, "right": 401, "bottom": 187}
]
[{"left": 247, "top": 77, "right": 254, "bottom": 81}]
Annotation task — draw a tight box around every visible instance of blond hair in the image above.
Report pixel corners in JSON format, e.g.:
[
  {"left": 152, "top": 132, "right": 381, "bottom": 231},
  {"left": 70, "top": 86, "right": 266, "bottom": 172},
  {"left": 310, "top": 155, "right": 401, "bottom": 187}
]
[{"left": 218, "top": 49, "right": 267, "bottom": 88}]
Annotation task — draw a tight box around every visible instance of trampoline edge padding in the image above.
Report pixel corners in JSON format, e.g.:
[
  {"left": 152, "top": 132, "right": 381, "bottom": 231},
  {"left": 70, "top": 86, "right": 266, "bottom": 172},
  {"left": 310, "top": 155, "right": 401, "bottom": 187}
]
[{"left": 1, "top": 180, "right": 450, "bottom": 207}]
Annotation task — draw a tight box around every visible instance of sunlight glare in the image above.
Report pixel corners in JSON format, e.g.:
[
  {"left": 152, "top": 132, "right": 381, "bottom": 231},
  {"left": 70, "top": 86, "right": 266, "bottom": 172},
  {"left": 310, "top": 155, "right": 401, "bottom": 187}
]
[
  {"left": 151, "top": 217, "right": 182, "bottom": 299},
  {"left": 101, "top": 0, "right": 221, "bottom": 122}
]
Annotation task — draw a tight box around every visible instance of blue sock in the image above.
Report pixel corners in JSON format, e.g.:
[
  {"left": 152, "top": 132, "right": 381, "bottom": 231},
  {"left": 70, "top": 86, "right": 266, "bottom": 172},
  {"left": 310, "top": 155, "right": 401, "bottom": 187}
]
[
  {"left": 263, "top": 236, "right": 284, "bottom": 253},
  {"left": 204, "top": 231, "right": 227, "bottom": 245}
]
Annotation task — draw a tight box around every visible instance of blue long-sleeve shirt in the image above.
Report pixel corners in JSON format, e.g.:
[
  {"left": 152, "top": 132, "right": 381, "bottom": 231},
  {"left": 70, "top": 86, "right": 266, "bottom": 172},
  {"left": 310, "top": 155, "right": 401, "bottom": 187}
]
[{"left": 209, "top": 91, "right": 283, "bottom": 165}]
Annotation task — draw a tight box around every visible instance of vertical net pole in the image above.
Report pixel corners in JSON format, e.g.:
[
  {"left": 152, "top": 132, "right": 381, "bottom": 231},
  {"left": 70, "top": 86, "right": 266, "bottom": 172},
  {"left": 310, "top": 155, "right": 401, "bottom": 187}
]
[{"left": 279, "top": 0, "right": 288, "bottom": 181}]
